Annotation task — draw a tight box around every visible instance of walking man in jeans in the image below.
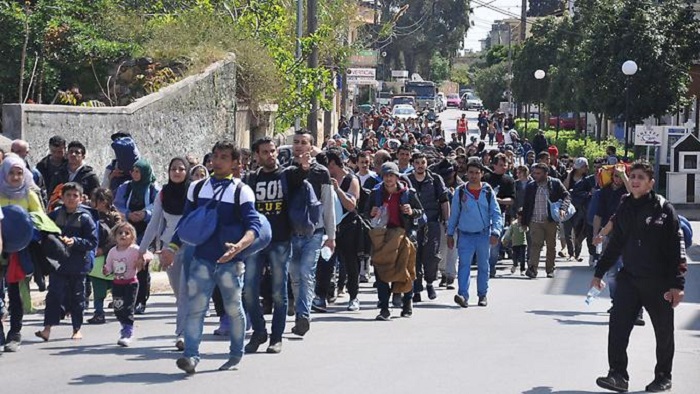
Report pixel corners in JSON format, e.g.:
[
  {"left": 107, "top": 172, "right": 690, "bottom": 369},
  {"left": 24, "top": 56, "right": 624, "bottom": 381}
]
[
  {"left": 285, "top": 130, "right": 336, "bottom": 336},
  {"left": 447, "top": 161, "right": 502, "bottom": 308},
  {"left": 163, "top": 141, "right": 263, "bottom": 374},
  {"left": 521, "top": 163, "right": 570, "bottom": 279},
  {"left": 243, "top": 137, "right": 292, "bottom": 354},
  {"left": 592, "top": 162, "right": 686, "bottom": 393}
]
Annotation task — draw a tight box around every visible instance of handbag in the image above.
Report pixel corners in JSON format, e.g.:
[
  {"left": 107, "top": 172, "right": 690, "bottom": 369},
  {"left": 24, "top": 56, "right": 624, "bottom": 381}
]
[
  {"left": 549, "top": 199, "right": 576, "bottom": 223},
  {"left": 177, "top": 180, "right": 230, "bottom": 246}
]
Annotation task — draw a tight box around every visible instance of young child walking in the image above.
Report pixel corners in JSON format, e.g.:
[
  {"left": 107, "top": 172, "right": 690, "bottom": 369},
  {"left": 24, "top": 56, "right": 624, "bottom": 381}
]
[
  {"left": 503, "top": 210, "right": 528, "bottom": 275},
  {"left": 103, "top": 222, "right": 143, "bottom": 347}
]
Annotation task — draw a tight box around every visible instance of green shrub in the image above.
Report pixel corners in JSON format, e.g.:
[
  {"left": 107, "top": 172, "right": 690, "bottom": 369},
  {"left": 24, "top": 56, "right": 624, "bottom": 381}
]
[{"left": 514, "top": 118, "right": 539, "bottom": 134}]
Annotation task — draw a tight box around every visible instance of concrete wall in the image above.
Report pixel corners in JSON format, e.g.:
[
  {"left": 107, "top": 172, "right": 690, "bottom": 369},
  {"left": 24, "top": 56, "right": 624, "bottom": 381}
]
[{"left": 1, "top": 55, "right": 246, "bottom": 184}]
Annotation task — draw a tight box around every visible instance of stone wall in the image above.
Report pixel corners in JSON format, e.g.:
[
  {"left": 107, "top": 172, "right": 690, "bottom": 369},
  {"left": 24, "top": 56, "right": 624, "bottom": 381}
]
[{"left": 1, "top": 55, "right": 245, "bottom": 184}]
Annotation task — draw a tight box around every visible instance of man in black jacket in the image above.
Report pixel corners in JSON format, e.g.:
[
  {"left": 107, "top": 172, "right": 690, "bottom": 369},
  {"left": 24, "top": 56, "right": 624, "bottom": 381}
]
[
  {"left": 521, "top": 163, "right": 570, "bottom": 278},
  {"left": 591, "top": 162, "right": 686, "bottom": 393},
  {"left": 36, "top": 135, "right": 68, "bottom": 197},
  {"left": 59, "top": 141, "right": 100, "bottom": 200}
]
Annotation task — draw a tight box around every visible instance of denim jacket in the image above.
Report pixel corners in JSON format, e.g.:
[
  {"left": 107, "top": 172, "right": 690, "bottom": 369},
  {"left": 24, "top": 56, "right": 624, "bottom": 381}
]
[{"left": 446, "top": 182, "right": 503, "bottom": 238}]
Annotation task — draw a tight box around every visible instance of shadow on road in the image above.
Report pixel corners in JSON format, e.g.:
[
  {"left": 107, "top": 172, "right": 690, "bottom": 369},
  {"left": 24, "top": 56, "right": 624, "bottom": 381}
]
[
  {"left": 522, "top": 387, "right": 645, "bottom": 394},
  {"left": 70, "top": 372, "right": 185, "bottom": 385},
  {"left": 526, "top": 310, "right": 609, "bottom": 326}
]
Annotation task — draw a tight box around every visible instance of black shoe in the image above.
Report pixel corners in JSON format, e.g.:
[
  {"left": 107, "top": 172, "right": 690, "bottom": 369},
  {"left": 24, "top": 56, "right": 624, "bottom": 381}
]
[
  {"left": 412, "top": 292, "right": 422, "bottom": 303},
  {"left": 391, "top": 293, "right": 403, "bottom": 308},
  {"left": 291, "top": 316, "right": 310, "bottom": 336},
  {"left": 596, "top": 371, "right": 629, "bottom": 393},
  {"left": 218, "top": 356, "right": 241, "bottom": 371},
  {"left": 525, "top": 269, "right": 537, "bottom": 279},
  {"left": 244, "top": 331, "right": 268, "bottom": 353},
  {"left": 401, "top": 300, "right": 413, "bottom": 318},
  {"left": 446, "top": 277, "right": 455, "bottom": 290},
  {"left": 645, "top": 375, "right": 672, "bottom": 392},
  {"left": 438, "top": 277, "right": 447, "bottom": 287},
  {"left": 454, "top": 294, "right": 468, "bottom": 308},
  {"left": 546, "top": 272, "right": 555, "bottom": 278},
  {"left": 634, "top": 316, "right": 646, "bottom": 326},
  {"left": 376, "top": 308, "right": 391, "bottom": 321},
  {"left": 478, "top": 296, "right": 488, "bottom": 307},
  {"left": 134, "top": 304, "right": 146, "bottom": 315},
  {"left": 176, "top": 357, "right": 199, "bottom": 374},
  {"left": 426, "top": 285, "right": 437, "bottom": 300},
  {"left": 87, "top": 313, "right": 106, "bottom": 325}
]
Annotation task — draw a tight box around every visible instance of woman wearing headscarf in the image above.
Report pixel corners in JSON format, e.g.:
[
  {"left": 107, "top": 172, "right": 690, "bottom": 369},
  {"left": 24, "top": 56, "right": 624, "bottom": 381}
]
[
  {"left": 0, "top": 153, "right": 43, "bottom": 352},
  {"left": 115, "top": 159, "right": 158, "bottom": 314},
  {"left": 138, "top": 157, "right": 190, "bottom": 349}
]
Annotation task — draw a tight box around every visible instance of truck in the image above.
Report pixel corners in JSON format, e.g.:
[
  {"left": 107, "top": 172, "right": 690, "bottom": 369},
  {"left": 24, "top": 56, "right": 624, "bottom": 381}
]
[{"left": 404, "top": 81, "right": 438, "bottom": 110}]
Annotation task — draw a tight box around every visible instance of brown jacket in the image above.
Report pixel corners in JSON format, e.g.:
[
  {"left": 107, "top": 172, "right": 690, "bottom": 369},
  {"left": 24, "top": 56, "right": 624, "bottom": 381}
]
[{"left": 370, "top": 227, "right": 416, "bottom": 293}]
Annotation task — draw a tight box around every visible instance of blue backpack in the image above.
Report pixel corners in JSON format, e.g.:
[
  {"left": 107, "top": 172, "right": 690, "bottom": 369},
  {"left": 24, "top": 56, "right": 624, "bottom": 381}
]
[
  {"left": 281, "top": 175, "right": 322, "bottom": 236},
  {"left": 177, "top": 179, "right": 232, "bottom": 246},
  {"left": 679, "top": 215, "right": 693, "bottom": 248}
]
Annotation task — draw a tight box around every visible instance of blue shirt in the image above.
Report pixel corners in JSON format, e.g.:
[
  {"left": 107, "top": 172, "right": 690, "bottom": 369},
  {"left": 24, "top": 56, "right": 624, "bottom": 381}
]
[{"left": 447, "top": 183, "right": 503, "bottom": 238}]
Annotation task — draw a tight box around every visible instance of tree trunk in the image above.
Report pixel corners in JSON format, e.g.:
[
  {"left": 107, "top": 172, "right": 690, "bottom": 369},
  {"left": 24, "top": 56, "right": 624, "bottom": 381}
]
[{"left": 18, "top": 7, "right": 30, "bottom": 103}]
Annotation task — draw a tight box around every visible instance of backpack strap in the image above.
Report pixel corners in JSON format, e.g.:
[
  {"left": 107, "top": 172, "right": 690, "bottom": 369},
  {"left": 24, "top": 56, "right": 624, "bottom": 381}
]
[
  {"left": 340, "top": 174, "right": 353, "bottom": 193},
  {"left": 192, "top": 179, "right": 207, "bottom": 208}
]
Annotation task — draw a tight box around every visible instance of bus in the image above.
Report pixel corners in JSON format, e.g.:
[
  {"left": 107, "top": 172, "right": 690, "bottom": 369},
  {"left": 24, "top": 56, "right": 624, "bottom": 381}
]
[{"left": 404, "top": 81, "right": 437, "bottom": 110}]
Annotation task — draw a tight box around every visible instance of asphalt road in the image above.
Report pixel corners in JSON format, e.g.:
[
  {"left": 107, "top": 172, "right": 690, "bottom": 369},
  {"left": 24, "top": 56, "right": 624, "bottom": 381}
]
[{"left": 3, "top": 232, "right": 700, "bottom": 393}]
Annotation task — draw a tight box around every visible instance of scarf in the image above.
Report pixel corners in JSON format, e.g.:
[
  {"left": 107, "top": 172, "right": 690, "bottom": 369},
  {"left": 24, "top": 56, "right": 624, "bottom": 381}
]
[
  {"left": 128, "top": 159, "right": 156, "bottom": 211},
  {"left": 0, "top": 154, "right": 35, "bottom": 200},
  {"left": 161, "top": 157, "right": 190, "bottom": 215}
]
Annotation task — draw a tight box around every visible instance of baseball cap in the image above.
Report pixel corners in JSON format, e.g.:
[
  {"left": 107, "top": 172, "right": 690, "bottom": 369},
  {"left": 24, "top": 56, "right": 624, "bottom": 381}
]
[
  {"left": 573, "top": 157, "right": 589, "bottom": 169},
  {"left": 380, "top": 162, "right": 401, "bottom": 177}
]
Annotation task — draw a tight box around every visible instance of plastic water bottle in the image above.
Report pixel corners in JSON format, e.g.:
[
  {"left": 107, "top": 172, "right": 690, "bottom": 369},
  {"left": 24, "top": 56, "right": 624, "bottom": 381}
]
[
  {"left": 596, "top": 236, "right": 605, "bottom": 255},
  {"left": 320, "top": 235, "right": 332, "bottom": 261},
  {"left": 585, "top": 286, "right": 602, "bottom": 305}
]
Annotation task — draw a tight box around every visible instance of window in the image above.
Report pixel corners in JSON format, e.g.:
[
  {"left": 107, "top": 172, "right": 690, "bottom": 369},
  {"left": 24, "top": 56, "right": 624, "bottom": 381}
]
[{"left": 680, "top": 152, "right": 700, "bottom": 172}]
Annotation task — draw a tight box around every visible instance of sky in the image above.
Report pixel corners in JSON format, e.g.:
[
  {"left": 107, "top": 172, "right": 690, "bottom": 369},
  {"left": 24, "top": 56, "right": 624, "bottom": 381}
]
[{"left": 464, "top": 0, "right": 524, "bottom": 53}]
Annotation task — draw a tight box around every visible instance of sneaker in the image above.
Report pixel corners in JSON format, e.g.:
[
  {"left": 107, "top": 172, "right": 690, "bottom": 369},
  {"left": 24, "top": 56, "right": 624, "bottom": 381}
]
[
  {"left": 266, "top": 341, "right": 283, "bottom": 354},
  {"left": 438, "top": 277, "right": 447, "bottom": 288},
  {"left": 401, "top": 301, "right": 413, "bottom": 318},
  {"left": 546, "top": 272, "right": 555, "bottom": 278},
  {"left": 520, "top": 269, "right": 526, "bottom": 276},
  {"left": 4, "top": 340, "right": 20, "bottom": 352},
  {"left": 175, "top": 337, "right": 185, "bottom": 351},
  {"left": 311, "top": 297, "right": 328, "bottom": 313},
  {"left": 117, "top": 336, "right": 131, "bottom": 347},
  {"left": 412, "top": 292, "right": 422, "bottom": 303},
  {"left": 511, "top": 265, "right": 517, "bottom": 274},
  {"left": 219, "top": 356, "right": 242, "bottom": 371},
  {"left": 291, "top": 316, "right": 310, "bottom": 336},
  {"left": 558, "top": 251, "right": 566, "bottom": 258},
  {"left": 214, "top": 315, "right": 231, "bottom": 336},
  {"left": 525, "top": 269, "right": 537, "bottom": 279},
  {"left": 426, "top": 285, "right": 437, "bottom": 300},
  {"left": 134, "top": 304, "right": 146, "bottom": 315},
  {"left": 575, "top": 256, "right": 584, "bottom": 262},
  {"left": 446, "top": 277, "right": 455, "bottom": 290},
  {"left": 454, "top": 294, "right": 468, "bottom": 308},
  {"left": 327, "top": 294, "right": 338, "bottom": 304},
  {"left": 176, "top": 357, "right": 199, "bottom": 374},
  {"left": 375, "top": 308, "right": 391, "bottom": 321},
  {"left": 478, "top": 296, "right": 488, "bottom": 307},
  {"left": 244, "top": 331, "right": 268, "bottom": 353},
  {"left": 645, "top": 374, "right": 672, "bottom": 392},
  {"left": 87, "top": 313, "right": 106, "bottom": 325},
  {"left": 391, "top": 293, "right": 403, "bottom": 308},
  {"left": 595, "top": 371, "right": 629, "bottom": 393},
  {"left": 347, "top": 298, "right": 360, "bottom": 312}
]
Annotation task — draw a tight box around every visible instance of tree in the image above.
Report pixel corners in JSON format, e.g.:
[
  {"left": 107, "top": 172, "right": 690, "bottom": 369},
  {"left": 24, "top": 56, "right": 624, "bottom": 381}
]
[
  {"left": 450, "top": 64, "right": 471, "bottom": 87},
  {"left": 527, "top": 0, "right": 563, "bottom": 17},
  {"left": 429, "top": 53, "right": 450, "bottom": 84},
  {"left": 474, "top": 62, "right": 509, "bottom": 111}
]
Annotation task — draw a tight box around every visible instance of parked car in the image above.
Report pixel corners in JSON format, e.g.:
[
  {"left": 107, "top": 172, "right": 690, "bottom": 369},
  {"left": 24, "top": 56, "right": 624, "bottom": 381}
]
[
  {"left": 548, "top": 112, "right": 585, "bottom": 129},
  {"left": 460, "top": 92, "right": 483, "bottom": 110},
  {"left": 445, "top": 93, "right": 461, "bottom": 108},
  {"left": 391, "top": 104, "right": 417, "bottom": 120}
]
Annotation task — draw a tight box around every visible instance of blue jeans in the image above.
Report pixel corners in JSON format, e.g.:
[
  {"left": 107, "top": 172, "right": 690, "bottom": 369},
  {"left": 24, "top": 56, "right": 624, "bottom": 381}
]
[
  {"left": 489, "top": 238, "right": 502, "bottom": 276},
  {"left": 289, "top": 231, "right": 324, "bottom": 319},
  {"left": 183, "top": 256, "right": 246, "bottom": 362},
  {"left": 457, "top": 232, "right": 491, "bottom": 299},
  {"left": 244, "top": 241, "right": 290, "bottom": 342}
]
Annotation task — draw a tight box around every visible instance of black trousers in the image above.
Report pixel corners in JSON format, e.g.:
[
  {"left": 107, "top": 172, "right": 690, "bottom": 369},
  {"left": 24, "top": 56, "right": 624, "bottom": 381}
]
[
  {"left": 457, "top": 132, "right": 467, "bottom": 145},
  {"left": 608, "top": 271, "right": 674, "bottom": 380},
  {"left": 315, "top": 253, "right": 337, "bottom": 300},
  {"left": 113, "top": 282, "right": 138, "bottom": 327},
  {"left": 44, "top": 272, "right": 85, "bottom": 330},
  {"left": 136, "top": 262, "right": 151, "bottom": 306},
  {"left": 414, "top": 222, "right": 441, "bottom": 292}
]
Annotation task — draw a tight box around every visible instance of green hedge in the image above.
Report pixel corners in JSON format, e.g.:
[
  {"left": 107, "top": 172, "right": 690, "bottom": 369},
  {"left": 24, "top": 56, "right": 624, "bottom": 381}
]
[
  {"left": 541, "top": 130, "right": 631, "bottom": 162},
  {"left": 514, "top": 118, "right": 539, "bottom": 135}
]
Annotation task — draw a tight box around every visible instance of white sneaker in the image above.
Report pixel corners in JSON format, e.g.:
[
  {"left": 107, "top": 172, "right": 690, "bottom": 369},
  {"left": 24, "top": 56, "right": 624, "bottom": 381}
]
[
  {"left": 117, "top": 337, "right": 131, "bottom": 347},
  {"left": 347, "top": 298, "right": 360, "bottom": 311}
]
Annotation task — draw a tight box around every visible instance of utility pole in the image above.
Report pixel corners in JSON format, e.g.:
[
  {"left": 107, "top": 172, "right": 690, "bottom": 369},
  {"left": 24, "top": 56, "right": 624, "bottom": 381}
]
[
  {"left": 294, "top": 0, "right": 303, "bottom": 130},
  {"left": 307, "top": 0, "right": 319, "bottom": 141},
  {"left": 520, "top": 0, "right": 527, "bottom": 42}
]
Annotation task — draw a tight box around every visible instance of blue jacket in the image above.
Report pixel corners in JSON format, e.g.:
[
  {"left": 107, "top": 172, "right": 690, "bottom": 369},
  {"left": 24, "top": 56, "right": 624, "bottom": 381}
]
[
  {"left": 48, "top": 206, "right": 98, "bottom": 275},
  {"left": 447, "top": 182, "right": 503, "bottom": 238},
  {"left": 171, "top": 177, "right": 262, "bottom": 263}
]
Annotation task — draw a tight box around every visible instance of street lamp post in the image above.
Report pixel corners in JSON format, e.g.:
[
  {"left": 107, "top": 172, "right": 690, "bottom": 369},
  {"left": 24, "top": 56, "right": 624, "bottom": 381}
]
[
  {"left": 534, "top": 69, "right": 545, "bottom": 131},
  {"left": 622, "top": 60, "right": 638, "bottom": 158}
]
